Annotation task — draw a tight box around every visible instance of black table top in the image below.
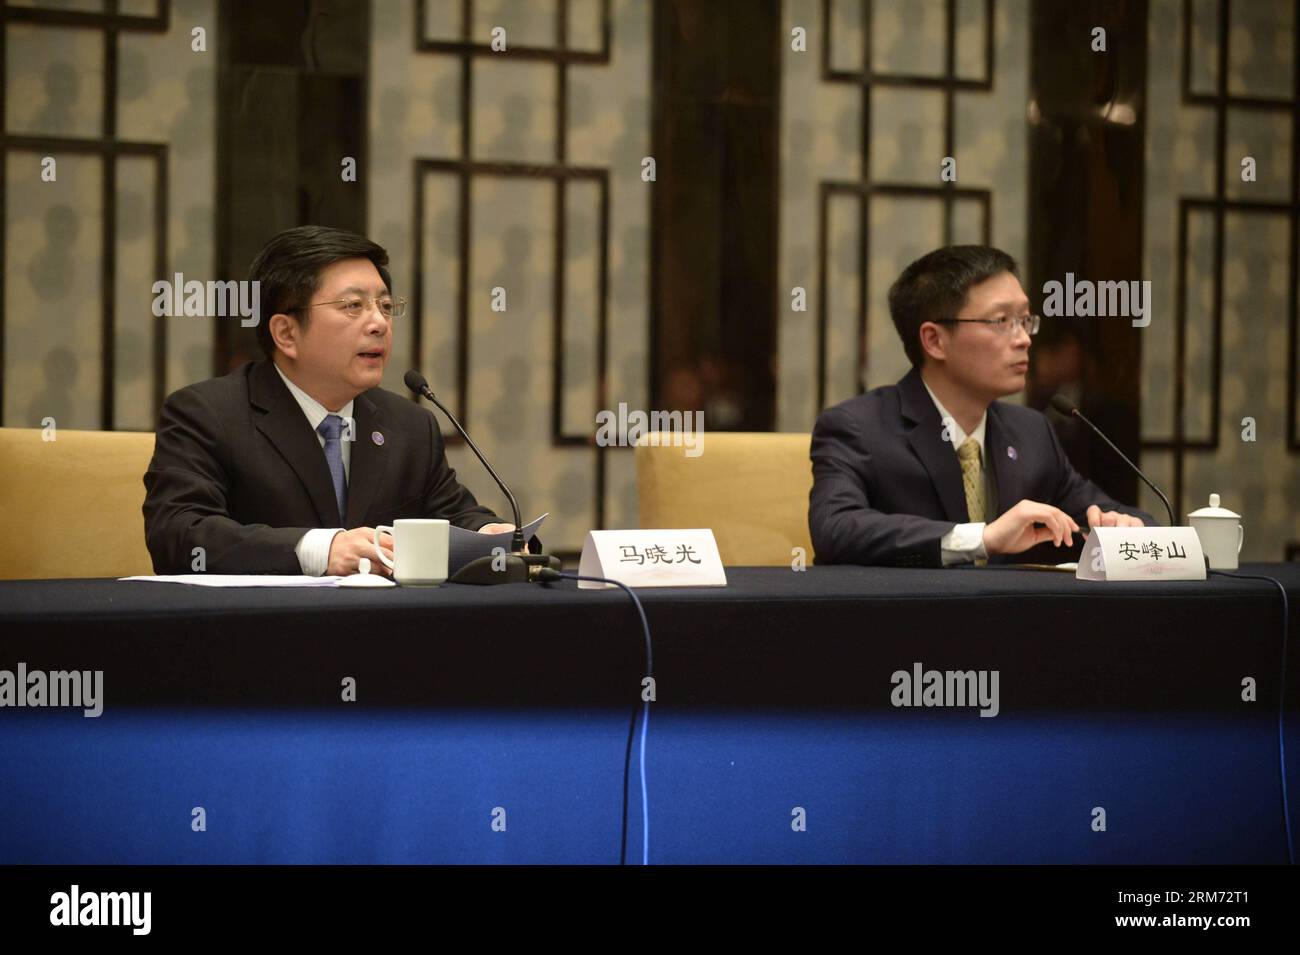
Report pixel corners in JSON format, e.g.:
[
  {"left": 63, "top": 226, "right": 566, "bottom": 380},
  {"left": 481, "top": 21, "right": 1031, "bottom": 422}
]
[
  {"left": 2, "top": 564, "right": 1295, "bottom": 710},
  {"left": 2, "top": 563, "right": 1297, "bottom": 624}
]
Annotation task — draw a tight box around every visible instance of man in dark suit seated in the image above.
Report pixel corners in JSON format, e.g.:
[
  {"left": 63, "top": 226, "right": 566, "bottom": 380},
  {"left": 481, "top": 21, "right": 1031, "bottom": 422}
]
[
  {"left": 809, "top": 245, "right": 1152, "bottom": 568},
  {"left": 143, "top": 225, "right": 517, "bottom": 576}
]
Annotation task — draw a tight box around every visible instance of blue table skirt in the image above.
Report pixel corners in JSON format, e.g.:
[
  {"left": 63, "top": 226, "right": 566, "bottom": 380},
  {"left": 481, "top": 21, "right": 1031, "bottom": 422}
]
[{"left": 1, "top": 706, "right": 1291, "bottom": 864}]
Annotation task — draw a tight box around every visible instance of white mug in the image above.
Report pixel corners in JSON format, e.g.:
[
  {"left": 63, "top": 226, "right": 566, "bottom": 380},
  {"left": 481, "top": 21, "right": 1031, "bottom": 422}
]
[{"left": 374, "top": 519, "right": 449, "bottom": 586}]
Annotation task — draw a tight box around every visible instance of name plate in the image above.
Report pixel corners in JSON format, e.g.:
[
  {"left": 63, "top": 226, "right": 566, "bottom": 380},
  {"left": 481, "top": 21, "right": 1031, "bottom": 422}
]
[
  {"left": 578, "top": 529, "right": 728, "bottom": 589},
  {"left": 1076, "top": 526, "right": 1206, "bottom": 581}
]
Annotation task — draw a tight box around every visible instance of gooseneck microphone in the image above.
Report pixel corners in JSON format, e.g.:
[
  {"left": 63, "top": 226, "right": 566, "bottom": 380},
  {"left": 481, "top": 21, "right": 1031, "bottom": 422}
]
[
  {"left": 1049, "top": 393, "right": 1175, "bottom": 526},
  {"left": 405, "top": 369, "right": 560, "bottom": 583},
  {"left": 405, "top": 369, "right": 524, "bottom": 554}
]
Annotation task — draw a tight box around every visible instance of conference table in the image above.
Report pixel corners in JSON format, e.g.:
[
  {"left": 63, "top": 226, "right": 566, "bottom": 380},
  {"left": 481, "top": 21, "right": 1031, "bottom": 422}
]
[{"left": 1, "top": 564, "right": 1296, "bottom": 864}]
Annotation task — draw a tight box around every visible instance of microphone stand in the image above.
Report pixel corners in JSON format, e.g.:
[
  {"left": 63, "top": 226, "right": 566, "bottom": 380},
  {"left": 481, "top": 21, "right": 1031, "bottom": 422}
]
[
  {"left": 1051, "top": 397, "right": 1176, "bottom": 526},
  {"left": 410, "top": 376, "right": 561, "bottom": 584}
]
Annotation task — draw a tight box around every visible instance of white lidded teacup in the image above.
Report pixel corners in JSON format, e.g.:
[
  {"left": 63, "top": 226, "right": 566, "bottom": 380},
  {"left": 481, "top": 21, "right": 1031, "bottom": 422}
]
[{"left": 1187, "top": 493, "right": 1243, "bottom": 570}]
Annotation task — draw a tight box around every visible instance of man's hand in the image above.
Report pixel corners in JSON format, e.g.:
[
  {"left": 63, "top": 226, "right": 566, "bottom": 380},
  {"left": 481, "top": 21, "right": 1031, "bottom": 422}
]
[
  {"left": 326, "top": 527, "right": 394, "bottom": 576},
  {"left": 1086, "top": 504, "right": 1145, "bottom": 530},
  {"left": 982, "top": 499, "right": 1081, "bottom": 556}
]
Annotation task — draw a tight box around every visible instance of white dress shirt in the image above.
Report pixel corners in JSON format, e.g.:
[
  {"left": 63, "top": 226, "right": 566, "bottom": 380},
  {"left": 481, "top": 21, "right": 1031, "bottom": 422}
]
[
  {"left": 921, "top": 377, "right": 994, "bottom": 566},
  {"left": 273, "top": 362, "right": 354, "bottom": 576}
]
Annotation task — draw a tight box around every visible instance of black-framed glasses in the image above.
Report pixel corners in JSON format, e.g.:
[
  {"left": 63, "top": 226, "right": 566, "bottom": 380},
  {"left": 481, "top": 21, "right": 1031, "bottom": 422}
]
[
  {"left": 301, "top": 295, "right": 406, "bottom": 320},
  {"left": 935, "top": 314, "right": 1040, "bottom": 336}
]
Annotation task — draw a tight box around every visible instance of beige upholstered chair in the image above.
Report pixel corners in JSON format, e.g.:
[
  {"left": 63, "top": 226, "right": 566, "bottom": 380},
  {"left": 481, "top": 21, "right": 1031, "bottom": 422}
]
[
  {"left": 634, "top": 432, "right": 813, "bottom": 567},
  {"left": 0, "top": 427, "right": 156, "bottom": 579}
]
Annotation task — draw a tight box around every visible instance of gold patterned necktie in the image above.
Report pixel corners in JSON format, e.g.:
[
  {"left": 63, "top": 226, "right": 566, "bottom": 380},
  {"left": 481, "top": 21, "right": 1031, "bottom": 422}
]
[
  {"left": 957, "top": 437, "right": 987, "bottom": 565},
  {"left": 957, "top": 437, "right": 985, "bottom": 523}
]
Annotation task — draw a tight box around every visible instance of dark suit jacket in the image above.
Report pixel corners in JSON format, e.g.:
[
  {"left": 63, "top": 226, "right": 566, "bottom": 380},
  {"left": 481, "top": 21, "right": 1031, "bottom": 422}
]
[
  {"left": 143, "top": 359, "right": 501, "bottom": 574},
  {"left": 808, "top": 367, "right": 1154, "bottom": 567}
]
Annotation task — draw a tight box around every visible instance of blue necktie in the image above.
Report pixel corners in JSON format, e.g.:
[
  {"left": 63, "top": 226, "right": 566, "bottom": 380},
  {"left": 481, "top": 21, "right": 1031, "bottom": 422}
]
[{"left": 317, "top": 414, "right": 347, "bottom": 523}]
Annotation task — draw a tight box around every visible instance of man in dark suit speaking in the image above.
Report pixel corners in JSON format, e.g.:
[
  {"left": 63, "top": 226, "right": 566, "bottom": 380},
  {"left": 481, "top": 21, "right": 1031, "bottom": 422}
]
[
  {"left": 143, "top": 225, "right": 516, "bottom": 576},
  {"left": 809, "top": 245, "right": 1152, "bottom": 568}
]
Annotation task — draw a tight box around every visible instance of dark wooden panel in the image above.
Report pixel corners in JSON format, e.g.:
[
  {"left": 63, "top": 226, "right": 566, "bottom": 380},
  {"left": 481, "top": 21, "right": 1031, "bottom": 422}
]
[
  {"left": 651, "top": 0, "right": 780, "bottom": 430},
  {"left": 215, "top": 0, "right": 371, "bottom": 373},
  {"left": 1026, "top": 0, "right": 1148, "bottom": 506}
]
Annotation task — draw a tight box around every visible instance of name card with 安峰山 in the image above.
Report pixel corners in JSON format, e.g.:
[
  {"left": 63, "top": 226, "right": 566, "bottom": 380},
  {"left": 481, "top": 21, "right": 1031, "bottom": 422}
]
[
  {"left": 1076, "top": 526, "right": 1206, "bottom": 581},
  {"left": 578, "top": 529, "right": 727, "bottom": 589}
]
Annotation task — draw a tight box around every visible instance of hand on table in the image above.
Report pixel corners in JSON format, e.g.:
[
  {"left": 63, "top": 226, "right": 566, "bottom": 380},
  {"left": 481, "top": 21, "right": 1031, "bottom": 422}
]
[
  {"left": 1085, "top": 504, "right": 1145, "bottom": 531},
  {"left": 327, "top": 527, "right": 394, "bottom": 576},
  {"left": 982, "top": 499, "right": 1081, "bottom": 556}
]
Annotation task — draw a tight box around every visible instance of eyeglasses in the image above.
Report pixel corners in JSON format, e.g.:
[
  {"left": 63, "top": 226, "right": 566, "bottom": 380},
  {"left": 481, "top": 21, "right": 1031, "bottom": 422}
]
[
  {"left": 936, "top": 314, "right": 1041, "bottom": 336},
  {"left": 300, "top": 295, "right": 406, "bottom": 320}
]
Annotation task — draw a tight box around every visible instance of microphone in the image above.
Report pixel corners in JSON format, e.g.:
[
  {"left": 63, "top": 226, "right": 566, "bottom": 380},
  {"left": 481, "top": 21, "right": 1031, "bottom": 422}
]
[
  {"left": 1049, "top": 393, "right": 1175, "bottom": 526},
  {"left": 405, "top": 369, "right": 560, "bottom": 584}
]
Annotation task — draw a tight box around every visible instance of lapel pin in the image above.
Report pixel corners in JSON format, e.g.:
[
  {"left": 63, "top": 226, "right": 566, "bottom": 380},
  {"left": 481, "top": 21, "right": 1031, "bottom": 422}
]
[
  {"left": 371, "top": 430, "right": 384, "bottom": 446},
  {"left": 1007, "top": 445, "right": 1017, "bottom": 460}
]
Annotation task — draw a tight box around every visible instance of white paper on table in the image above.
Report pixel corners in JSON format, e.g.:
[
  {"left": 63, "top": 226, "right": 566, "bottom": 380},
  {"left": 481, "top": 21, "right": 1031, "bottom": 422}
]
[
  {"left": 449, "top": 513, "right": 548, "bottom": 573},
  {"left": 119, "top": 514, "right": 550, "bottom": 585},
  {"left": 1000, "top": 562, "right": 1078, "bottom": 572},
  {"left": 119, "top": 574, "right": 344, "bottom": 587}
]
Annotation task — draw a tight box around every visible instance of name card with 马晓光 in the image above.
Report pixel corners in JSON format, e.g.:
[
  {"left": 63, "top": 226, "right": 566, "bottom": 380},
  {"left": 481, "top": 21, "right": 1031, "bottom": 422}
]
[
  {"left": 1076, "top": 526, "right": 1206, "bottom": 581},
  {"left": 578, "top": 529, "right": 728, "bottom": 589}
]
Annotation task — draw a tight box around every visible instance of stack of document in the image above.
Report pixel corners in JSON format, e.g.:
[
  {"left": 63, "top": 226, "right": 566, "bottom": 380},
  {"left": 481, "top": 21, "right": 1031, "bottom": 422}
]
[{"left": 119, "top": 575, "right": 343, "bottom": 587}]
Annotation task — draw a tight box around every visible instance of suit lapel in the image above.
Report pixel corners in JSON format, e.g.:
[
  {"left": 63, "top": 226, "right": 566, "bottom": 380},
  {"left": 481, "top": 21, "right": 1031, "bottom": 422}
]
[
  {"left": 343, "top": 392, "right": 388, "bottom": 527},
  {"left": 899, "top": 368, "right": 969, "bottom": 524},
  {"left": 250, "top": 360, "right": 343, "bottom": 526},
  {"left": 985, "top": 403, "right": 1024, "bottom": 518}
]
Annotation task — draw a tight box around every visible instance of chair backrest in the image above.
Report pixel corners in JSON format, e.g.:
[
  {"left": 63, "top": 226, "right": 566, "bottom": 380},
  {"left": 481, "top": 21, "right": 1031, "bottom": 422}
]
[
  {"left": 634, "top": 432, "right": 813, "bottom": 567},
  {"left": 0, "top": 427, "right": 156, "bottom": 579}
]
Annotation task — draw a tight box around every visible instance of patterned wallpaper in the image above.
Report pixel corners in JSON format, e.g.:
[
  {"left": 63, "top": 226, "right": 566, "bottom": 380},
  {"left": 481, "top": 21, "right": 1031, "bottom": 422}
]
[
  {"left": 778, "top": 0, "right": 1030, "bottom": 431},
  {"left": 3, "top": 0, "right": 1295, "bottom": 560},
  {"left": 1143, "top": 0, "right": 1299, "bottom": 559},
  {"left": 2, "top": 0, "right": 216, "bottom": 431},
  {"left": 369, "top": 0, "right": 650, "bottom": 554}
]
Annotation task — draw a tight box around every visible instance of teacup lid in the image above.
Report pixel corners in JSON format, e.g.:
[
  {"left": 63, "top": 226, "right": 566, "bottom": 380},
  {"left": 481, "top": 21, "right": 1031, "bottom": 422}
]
[{"left": 1187, "top": 492, "right": 1240, "bottom": 519}]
